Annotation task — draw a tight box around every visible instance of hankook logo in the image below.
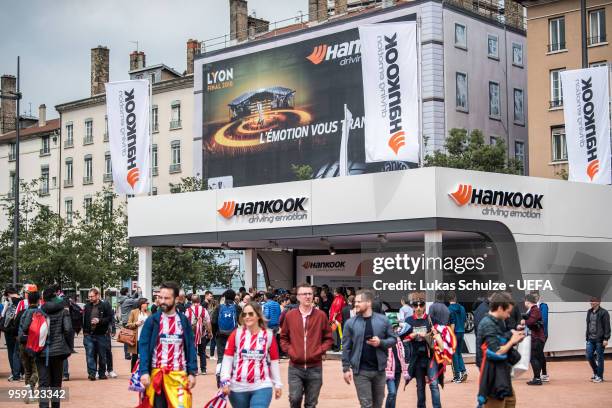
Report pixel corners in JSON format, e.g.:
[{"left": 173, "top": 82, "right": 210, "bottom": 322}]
[
  {"left": 306, "top": 40, "right": 361, "bottom": 65},
  {"left": 217, "top": 197, "right": 308, "bottom": 219},
  {"left": 123, "top": 88, "right": 140, "bottom": 189},
  {"left": 449, "top": 184, "right": 543, "bottom": 209},
  {"left": 580, "top": 77, "right": 599, "bottom": 181},
  {"left": 302, "top": 261, "right": 346, "bottom": 269}
]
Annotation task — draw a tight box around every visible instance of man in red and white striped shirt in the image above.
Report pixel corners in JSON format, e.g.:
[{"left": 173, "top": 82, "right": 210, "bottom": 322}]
[{"left": 185, "top": 295, "right": 212, "bottom": 374}]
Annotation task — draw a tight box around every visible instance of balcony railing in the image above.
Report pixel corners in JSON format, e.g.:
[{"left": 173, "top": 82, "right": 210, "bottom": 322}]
[
  {"left": 8, "top": 153, "right": 16, "bottom": 161},
  {"left": 169, "top": 120, "right": 182, "bottom": 130},
  {"left": 39, "top": 148, "right": 50, "bottom": 156},
  {"left": 103, "top": 132, "right": 109, "bottom": 142},
  {"left": 152, "top": 122, "right": 159, "bottom": 133},
  {"left": 152, "top": 167, "right": 158, "bottom": 176},
  {"left": 64, "top": 179, "right": 73, "bottom": 188},
  {"left": 547, "top": 42, "right": 566, "bottom": 52},
  {"left": 169, "top": 163, "right": 181, "bottom": 173},
  {"left": 103, "top": 173, "right": 113, "bottom": 182},
  {"left": 83, "top": 135, "right": 93, "bottom": 145},
  {"left": 588, "top": 35, "right": 607, "bottom": 46},
  {"left": 64, "top": 139, "right": 73, "bottom": 148},
  {"left": 8, "top": 191, "right": 14, "bottom": 199},
  {"left": 39, "top": 187, "right": 50, "bottom": 196},
  {"left": 83, "top": 176, "right": 93, "bottom": 185},
  {"left": 549, "top": 99, "right": 563, "bottom": 109}
]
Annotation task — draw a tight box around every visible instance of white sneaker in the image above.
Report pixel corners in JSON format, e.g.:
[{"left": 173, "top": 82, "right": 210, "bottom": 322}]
[
  {"left": 210, "top": 356, "right": 217, "bottom": 360},
  {"left": 541, "top": 374, "right": 549, "bottom": 382},
  {"left": 591, "top": 374, "right": 597, "bottom": 381},
  {"left": 108, "top": 371, "right": 118, "bottom": 378},
  {"left": 593, "top": 376, "right": 603, "bottom": 383}
]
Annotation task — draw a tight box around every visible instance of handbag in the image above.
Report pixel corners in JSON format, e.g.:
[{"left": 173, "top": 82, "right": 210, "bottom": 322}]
[
  {"left": 511, "top": 334, "right": 531, "bottom": 378},
  {"left": 117, "top": 327, "right": 137, "bottom": 346}
]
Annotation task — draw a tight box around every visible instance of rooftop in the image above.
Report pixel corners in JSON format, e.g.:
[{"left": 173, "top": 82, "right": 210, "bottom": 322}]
[{"left": 0, "top": 118, "right": 60, "bottom": 144}]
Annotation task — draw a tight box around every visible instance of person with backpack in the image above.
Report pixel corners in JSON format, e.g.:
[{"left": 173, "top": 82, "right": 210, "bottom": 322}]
[
  {"left": 17, "top": 290, "right": 41, "bottom": 388},
  {"left": 212, "top": 289, "right": 241, "bottom": 364},
  {"left": 531, "top": 291, "right": 549, "bottom": 382},
  {"left": 27, "top": 287, "right": 74, "bottom": 408},
  {"left": 448, "top": 291, "right": 467, "bottom": 383},
  {"left": 521, "top": 294, "right": 546, "bottom": 386},
  {"left": 2, "top": 285, "right": 23, "bottom": 381},
  {"left": 185, "top": 294, "right": 212, "bottom": 375},
  {"left": 220, "top": 301, "right": 282, "bottom": 407}
]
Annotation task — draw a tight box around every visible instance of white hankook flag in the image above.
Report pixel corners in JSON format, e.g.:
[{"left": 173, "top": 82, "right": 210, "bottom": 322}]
[
  {"left": 105, "top": 80, "right": 151, "bottom": 194},
  {"left": 359, "top": 22, "right": 419, "bottom": 163},
  {"left": 560, "top": 67, "right": 611, "bottom": 184}
]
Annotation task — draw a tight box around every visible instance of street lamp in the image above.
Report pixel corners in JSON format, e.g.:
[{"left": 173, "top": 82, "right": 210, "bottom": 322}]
[{"left": 0, "top": 57, "right": 22, "bottom": 285}]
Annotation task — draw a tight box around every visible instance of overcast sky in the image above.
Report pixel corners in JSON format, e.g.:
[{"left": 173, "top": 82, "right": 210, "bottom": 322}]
[{"left": 0, "top": 0, "right": 308, "bottom": 119}]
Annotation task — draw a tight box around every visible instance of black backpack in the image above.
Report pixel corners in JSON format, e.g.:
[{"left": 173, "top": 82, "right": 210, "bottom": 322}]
[
  {"left": 68, "top": 302, "right": 83, "bottom": 335},
  {"left": 0, "top": 303, "right": 18, "bottom": 333}
]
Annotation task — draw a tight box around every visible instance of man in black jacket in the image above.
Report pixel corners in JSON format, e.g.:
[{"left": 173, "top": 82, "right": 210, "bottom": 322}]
[
  {"left": 586, "top": 297, "right": 610, "bottom": 383},
  {"left": 82, "top": 288, "right": 113, "bottom": 381}
]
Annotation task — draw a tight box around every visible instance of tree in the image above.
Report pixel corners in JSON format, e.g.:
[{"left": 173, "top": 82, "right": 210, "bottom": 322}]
[
  {"left": 169, "top": 176, "right": 206, "bottom": 193},
  {"left": 424, "top": 128, "right": 523, "bottom": 175},
  {"left": 291, "top": 164, "right": 313, "bottom": 181}
]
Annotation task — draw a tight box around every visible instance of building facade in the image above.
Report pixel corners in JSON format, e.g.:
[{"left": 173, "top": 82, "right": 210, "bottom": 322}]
[{"left": 520, "top": 0, "right": 611, "bottom": 179}]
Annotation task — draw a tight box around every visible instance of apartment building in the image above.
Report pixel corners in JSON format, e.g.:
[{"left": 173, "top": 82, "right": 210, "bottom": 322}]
[
  {"left": 0, "top": 106, "right": 60, "bottom": 230},
  {"left": 54, "top": 43, "right": 199, "bottom": 222},
  {"left": 518, "top": 0, "right": 611, "bottom": 178}
]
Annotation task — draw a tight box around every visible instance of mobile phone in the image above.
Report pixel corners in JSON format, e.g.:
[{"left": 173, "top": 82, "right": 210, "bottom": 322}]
[{"left": 365, "top": 335, "right": 373, "bottom": 341}]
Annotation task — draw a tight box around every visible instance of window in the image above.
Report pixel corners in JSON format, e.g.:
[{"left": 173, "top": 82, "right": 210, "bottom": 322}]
[
  {"left": 9, "top": 171, "right": 15, "bottom": 198},
  {"left": 489, "top": 81, "right": 501, "bottom": 119},
  {"left": 549, "top": 17, "right": 566, "bottom": 52},
  {"left": 84, "top": 155, "right": 93, "bottom": 184},
  {"left": 104, "top": 115, "right": 109, "bottom": 141},
  {"left": 152, "top": 144, "right": 158, "bottom": 176},
  {"left": 550, "top": 69, "right": 564, "bottom": 108},
  {"left": 104, "top": 194, "right": 113, "bottom": 215},
  {"left": 170, "top": 101, "right": 181, "bottom": 129},
  {"left": 512, "top": 43, "right": 524, "bottom": 67},
  {"left": 456, "top": 72, "right": 468, "bottom": 112},
  {"left": 8, "top": 142, "right": 16, "bottom": 161},
  {"left": 514, "top": 89, "right": 525, "bottom": 125},
  {"left": 152, "top": 187, "right": 158, "bottom": 196},
  {"left": 65, "top": 199, "right": 73, "bottom": 224},
  {"left": 40, "top": 135, "right": 50, "bottom": 156},
  {"left": 40, "top": 166, "right": 49, "bottom": 195},
  {"left": 65, "top": 123, "right": 74, "bottom": 148},
  {"left": 84, "top": 196, "right": 92, "bottom": 223},
  {"left": 590, "top": 61, "right": 608, "bottom": 68},
  {"left": 84, "top": 119, "right": 93, "bottom": 144},
  {"left": 170, "top": 140, "right": 181, "bottom": 173},
  {"left": 589, "top": 9, "right": 606, "bottom": 45},
  {"left": 515, "top": 141, "right": 525, "bottom": 174},
  {"left": 455, "top": 23, "right": 467, "bottom": 49},
  {"left": 487, "top": 34, "right": 499, "bottom": 59},
  {"left": 490, "top": 136, "right": 498, "bottom": 146},
  {"left": 152, "top": 106, "right": 159, "bottom": 132},
  {"left": 104, "top": 152, "right": 112, "bottom": 182},
  {"left": 552, "top": 127, "right": 568, "bottom": 161},
  {"left": 65, "top": 158, "right": 73, "bottom": 187}
]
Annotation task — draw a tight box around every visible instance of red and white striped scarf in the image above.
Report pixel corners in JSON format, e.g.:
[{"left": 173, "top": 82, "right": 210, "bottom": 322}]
[
  {"left": 385, "top": 338, "right": 408, "bottom": 380},
  {"left": 152, "top": 314, "right": 185, "bottom": 371}
]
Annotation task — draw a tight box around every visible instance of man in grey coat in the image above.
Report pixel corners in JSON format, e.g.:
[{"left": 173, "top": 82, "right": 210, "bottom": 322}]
[{"left": 342, "top": 289, "right": 396, "bottom": 408}]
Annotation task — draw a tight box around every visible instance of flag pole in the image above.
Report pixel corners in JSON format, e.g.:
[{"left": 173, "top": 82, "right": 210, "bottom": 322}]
[
  {"left": 416, "top": 17, "right": 424, "bottom": 167},
  {"left": 149, "top": 78, "right": 153, "bottom": 196}
]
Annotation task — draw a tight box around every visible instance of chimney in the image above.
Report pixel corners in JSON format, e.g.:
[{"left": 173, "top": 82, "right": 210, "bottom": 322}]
[
  {"left": 0, "top": 74, "right": 16, "bottom": 134},
  {"left": 247, "top": 16, "right": 270, "bottom": 38},
  {"left": 91, "top": 46, "right": 109, "bottom": 96},
  {"left": 38, "top": 104, "right": 46, "bottom": 127},
  {"left": 334, "top": 0, "right": 348, "bottom": 15},
  {"left": 229, "top": 0, "right": 248, "bottom": 42},
  {"left": 129, "top": 51, "right": 146, "bottom": 71},
  {"left": 186, "top": 39, "right": 200, "bottom": 75},
  {"left": 309, "top": 0, "right": 328, "bottom": 22}
]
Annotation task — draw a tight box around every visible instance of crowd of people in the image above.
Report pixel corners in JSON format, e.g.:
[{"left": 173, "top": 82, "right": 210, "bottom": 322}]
[{"left": 0, "top": 282, "right": 609, "bottom": 408}]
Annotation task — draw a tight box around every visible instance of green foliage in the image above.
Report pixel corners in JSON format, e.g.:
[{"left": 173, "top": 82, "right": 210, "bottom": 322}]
[
  {"left": 169, "top": 176, "right": 206, "bottom": 193},
  {"left": 291, "top": 164, "right": 313, "bottom": 181},
  {"left": 424, "top": 128, "right": 523, "bottom": 175}
]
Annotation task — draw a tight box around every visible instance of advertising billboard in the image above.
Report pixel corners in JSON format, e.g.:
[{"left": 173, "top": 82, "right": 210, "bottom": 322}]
[{"left": 200, "top": 14, "right": 416, "bottom": 188}]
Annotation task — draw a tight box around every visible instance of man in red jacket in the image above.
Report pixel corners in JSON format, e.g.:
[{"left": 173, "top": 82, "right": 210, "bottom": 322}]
[
  {"left": 281, "top": 283, "right": 334, "bottom": 408},
  {"left": 522, "top": 294, "right": 546, "bottom": 386}
]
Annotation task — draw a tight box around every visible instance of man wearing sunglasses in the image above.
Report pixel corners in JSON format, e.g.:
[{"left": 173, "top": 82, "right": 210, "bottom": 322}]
[
  {"left": 280, "top": 283, "right": 334, "bottom": 408},
  {"left": 342, "top": 289, "right": 397, "bottom": 408}
]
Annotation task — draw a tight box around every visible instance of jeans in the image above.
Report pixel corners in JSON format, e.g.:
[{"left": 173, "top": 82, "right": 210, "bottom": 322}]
[
  {"left": 353, "top": 370, "right": 386, "bottom": 408},
  {"left": 63, "top": 359, "right": 69, "bottom": 377},
  {"left": 530, "top": 338, "right": 545, "bottom": 379},
  {"left": 586, "top": 340, "right": 605, "bottom": 378},
  {"left": 541, "top": 336, "right": 548, "bottom": 375},
  {"left": 19, "top": 343, "right": 38, "bottom": 387},
  {"left": 210, "top": 336, "right": 216, "bottom": 357},
  {"left": 452, "top": 332, "right": 466, "bottom": 376},
  {"left": 5, "top": 334, "right": 21, "bottom": 378},
  {"left": 384, "top": 372, "right": 401, "bottom": 408},
  {"left": 124, "top": 342, "right": 131, "bottom": 359},
  {"left": 103, "top": 334, "right": 114, "bottom": 372},
  {"left": 36, "top": 355, "right": 65, "bottom": 408},
  {"left": 229, "top": 387, "right": 273, "bottom": 408},
  {"left": 198, "top": 338, "right": 208, "bottom": 371},
  {"left": 288, "top": 365, "right": 323, "bottom": 408},
  {"left": 415, "top": 362, "right": 441, "bottom": 408},
  {"left": 83, "top": 334, "right": 108, "bottom": 377}
]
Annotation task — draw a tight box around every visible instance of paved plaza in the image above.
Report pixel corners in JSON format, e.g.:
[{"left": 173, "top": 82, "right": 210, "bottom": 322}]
[{"left": 0, "top": 341, "right": 610, "bottom": 407}]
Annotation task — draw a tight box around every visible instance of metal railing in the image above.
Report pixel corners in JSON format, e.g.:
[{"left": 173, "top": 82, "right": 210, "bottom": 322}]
[
  {"left": 39, "top": 186, "right": 49, "bottom": 196},
  {"left": 103, "top": 132, "right": 109, "bottom": 142},
  {"left": 83, "top": 135, "right": 93, "bottom": 145},
  {"left": 63, "top": 179, "right": 73, "bottom": 188},
  {"left": 103, "top": 173, "right": 113, "bottom": 182},
  {"left": 83, "top": 176, "right": 93, "bottom": 185},
  {"left": 39, "top": 148, "right": 50, "bottom": 156},
  {"left": 152, "top": 122, "right": 159, "bottom": 133},
  {"left": 549, "top": 99, "right": 563, "bottom": 109},
  {"left": 547, "top": 42, "right": 566, "bottom": 52},
  {"left": 588, "top": 35, "right": 607, "bottom": 46},
  {"left": 152, "top": 167, "right": 158, "bottom": 176},
  {"left": 64, "top": 139, "right": 73, "bottom": 148},
  {"left": 8, "top": 152, "right": 16, "bottom": 161},
  {"left": 169, "top": 163, "right": 181, "bottom": 173}
]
